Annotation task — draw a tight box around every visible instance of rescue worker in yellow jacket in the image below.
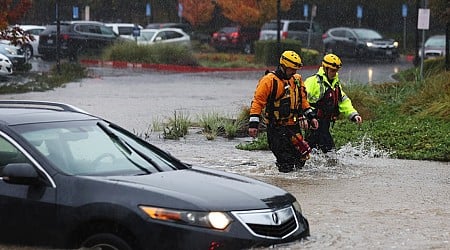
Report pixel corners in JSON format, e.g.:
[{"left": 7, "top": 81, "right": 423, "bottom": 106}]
[
  {"left": 248, "top": 51, "right": 318, "bottom": 173},
  {"left": 304, "top": 53, "right": 362, "bottom": 153}
]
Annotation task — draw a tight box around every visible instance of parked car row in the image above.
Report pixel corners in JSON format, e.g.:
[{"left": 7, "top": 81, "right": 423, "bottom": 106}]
[
  {"left": 209, "top": 20, "right": 405, "bottom": 62},
  {"left": 3, "top": 20, "right": 445, "bottom": 64},
  {"left": 35, "top": 21, "right": 193, "bottom": 61}
]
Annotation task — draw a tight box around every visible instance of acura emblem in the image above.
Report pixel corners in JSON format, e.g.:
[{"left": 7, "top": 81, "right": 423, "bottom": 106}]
[{"left": 271, "top": 212, "right": 279, "bottom": 225}]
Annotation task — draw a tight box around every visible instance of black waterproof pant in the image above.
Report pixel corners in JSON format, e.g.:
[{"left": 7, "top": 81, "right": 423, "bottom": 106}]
[
  {"left": 305, "top": 119, "right": 335, "bottom": 153},
  {"left": 267, "top": 124, "right": 305, "bottom": 172}
]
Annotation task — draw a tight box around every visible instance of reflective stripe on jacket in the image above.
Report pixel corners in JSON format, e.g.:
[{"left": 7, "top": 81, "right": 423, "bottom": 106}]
[{"left": 304, "top": 67, "right": 358, "bottom": 120}]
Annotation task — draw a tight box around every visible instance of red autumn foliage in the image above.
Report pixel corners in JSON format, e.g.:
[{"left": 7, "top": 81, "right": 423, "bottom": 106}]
[{"left": 0, "top": 0, "right": 33, "bottom": 45}]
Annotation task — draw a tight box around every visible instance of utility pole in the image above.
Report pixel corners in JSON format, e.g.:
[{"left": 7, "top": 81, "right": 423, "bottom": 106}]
[{"left": 56, "top": 0, "right": 60, "bottom": 74}]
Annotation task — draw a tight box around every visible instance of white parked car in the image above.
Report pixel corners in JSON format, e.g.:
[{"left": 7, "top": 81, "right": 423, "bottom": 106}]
[
  {"left": 136, "top": 28, "right": 191, "bottom": 47},
  {"left": 0, "top": 53, "right": 13, "bottom": 75},
  {"left": 105, "top": 23, "right": 143, "bottom": 40},
  {"left": 0, "top": 42, "right": 27, "bottom": 68},
  {"left": 19, "top": 25, "right": 46, "bottom": 59}
]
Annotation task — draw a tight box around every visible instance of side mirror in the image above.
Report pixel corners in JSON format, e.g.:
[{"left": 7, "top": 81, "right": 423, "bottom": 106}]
[{"left": 2, "top": 163, "right": 41, "bottom": 185}]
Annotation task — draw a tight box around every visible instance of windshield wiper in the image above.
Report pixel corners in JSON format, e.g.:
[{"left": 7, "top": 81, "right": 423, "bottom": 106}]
[{"left": 97, "top": 122, "right": 152, "bottom": 174}]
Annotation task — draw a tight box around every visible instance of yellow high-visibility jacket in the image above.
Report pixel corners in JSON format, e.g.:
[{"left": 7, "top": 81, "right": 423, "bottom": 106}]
[{"left": 304, "top": 67, "right": 359, "bottom": 120}]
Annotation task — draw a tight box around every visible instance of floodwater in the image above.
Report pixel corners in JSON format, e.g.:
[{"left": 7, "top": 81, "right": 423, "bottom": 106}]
[{"left": 1, "top": 64, "right": 449, "bottom": 249}]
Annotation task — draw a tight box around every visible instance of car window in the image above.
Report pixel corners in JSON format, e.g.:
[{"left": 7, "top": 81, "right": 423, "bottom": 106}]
[
  {"left": 138, "top": 31, "right": 156, "bottom": 41},
  {"left": 41, "top": 25, "right": 70, "bottom": 34},
  {"left": 155, "top": 31, "right": 167, "bottom": 40},
  {"left": 100, "top": 25, "right": 115, "bottom": 36},
  {"left": 353, "top": 29, "right": 382, "bottom": 39},
  {"left": 220, "top": 27, "right": 238, "bottom": 33},
  {"left": 288, "top": 22, "right": 309, "bottom": 32},
  {"left": 0, "top": 136, "right": 31, "bottom": 176},
  {"left": 261, "top": 22, "right": 279, "bottom": 30},
  {"left": 165, "top": 31, "right": 184, "bottom": 39},
  {"left": 76, "top": 24, "right": 102, "bottom": 34},
  {"left": 330, "top": 29, "right": 346, "bottom": 38},
  {"left": 117, "top": 26, "right": 133, "bottom": 36},
  {"left": 345, "top": 30, "right": 356, "bottom": 39}
]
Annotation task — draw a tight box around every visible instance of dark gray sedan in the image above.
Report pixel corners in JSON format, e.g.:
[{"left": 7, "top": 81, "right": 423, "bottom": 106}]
[
  {"left": 0, "top": 100, "right": 309, "bottom": 250},
  {"left": 322, "top": 27, "right": 400, "bottom": 61}
]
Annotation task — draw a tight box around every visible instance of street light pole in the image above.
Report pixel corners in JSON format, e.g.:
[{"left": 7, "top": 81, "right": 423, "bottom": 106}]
[{"left": 276, "top": 0, "right": 281, "bottom": 57}]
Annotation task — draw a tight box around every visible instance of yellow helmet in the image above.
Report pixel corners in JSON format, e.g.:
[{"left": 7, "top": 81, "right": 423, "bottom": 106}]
[
  {"left": 280, "top": 51, "right": 303, "bottom": 69},
  {"left": 322, "top": 53, "right": 342, "bottom": 70}
]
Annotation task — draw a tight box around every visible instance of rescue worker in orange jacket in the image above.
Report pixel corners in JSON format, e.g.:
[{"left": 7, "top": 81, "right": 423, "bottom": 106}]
[
  {"left": 248, "top": 51, "right": 318, "bottom": 173},
  {"left": 304, "top": 53, "right": 363, "bottom": 153}
]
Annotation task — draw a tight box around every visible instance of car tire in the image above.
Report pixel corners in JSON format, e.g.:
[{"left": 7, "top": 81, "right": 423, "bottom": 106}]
[
  {"left": 23, "top": 44, "right": 33, "bottom": 60},
  {"left": 82, "top": 233, "right": 134, "bottom": 250}
]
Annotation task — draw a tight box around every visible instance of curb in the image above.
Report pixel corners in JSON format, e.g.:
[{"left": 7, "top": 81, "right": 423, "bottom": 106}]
[{"left": 80, "top": 59, "right": 319, "bottom": 73}]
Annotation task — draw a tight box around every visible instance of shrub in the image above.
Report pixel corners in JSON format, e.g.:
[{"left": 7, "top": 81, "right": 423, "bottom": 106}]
[{"left": 102, "top": 42, "right": 199, "bottom": 66}]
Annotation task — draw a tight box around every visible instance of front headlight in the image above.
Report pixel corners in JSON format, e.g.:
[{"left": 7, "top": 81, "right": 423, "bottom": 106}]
[
  {"left": 366, "top": 41, "right": 374, "bottom": 47},
  {"left": 292, "top": 201, "right": 302, "bottom": 213},
  {"left": 393, "top": 41, "right": 399, "bottom": 48},
  {"left": 140, "top": 205, "right": 233, "bottom": 230}
]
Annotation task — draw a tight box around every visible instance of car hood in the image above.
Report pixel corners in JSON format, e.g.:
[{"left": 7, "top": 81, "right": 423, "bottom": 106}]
[{"left": 103, "top": 166, "right": 295, "bottom": 211}]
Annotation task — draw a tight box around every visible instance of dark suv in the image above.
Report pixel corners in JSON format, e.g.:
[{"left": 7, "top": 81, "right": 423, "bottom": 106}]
[
  {"left": 210, "top": 26, "right": 259, "bottom": 54},
  {"left": 38, "top": 21, "right": 118, "bottom": 61}
]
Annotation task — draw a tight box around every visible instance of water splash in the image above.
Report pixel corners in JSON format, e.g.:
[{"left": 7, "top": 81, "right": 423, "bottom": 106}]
[{"left": 149, "top": 131, "right": 393, "bottom": 181}]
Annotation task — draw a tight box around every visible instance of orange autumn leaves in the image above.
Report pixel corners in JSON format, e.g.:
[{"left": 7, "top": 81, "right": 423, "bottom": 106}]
[
  {"left": 179, "top": 0, "right": 293, "bottom": 27},
  {"left": 0, "top": 0, "right": 31, "bottom": 30}
]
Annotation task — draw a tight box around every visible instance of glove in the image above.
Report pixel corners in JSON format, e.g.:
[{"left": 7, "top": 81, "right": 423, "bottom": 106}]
[{"left": 304, "top": 108, "right": 317, "bottom": 121}]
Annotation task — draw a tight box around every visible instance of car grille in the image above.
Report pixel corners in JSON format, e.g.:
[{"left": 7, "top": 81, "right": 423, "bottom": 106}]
[{"left": 232, "top": 206, "right": 299, "bottom": 239}]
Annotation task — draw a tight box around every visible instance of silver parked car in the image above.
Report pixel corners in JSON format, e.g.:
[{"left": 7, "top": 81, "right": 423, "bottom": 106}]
[
  {"left": 0, "top": 42, "right": 27, "bottom": 68},
  {"left": 136, "top": 28, "right": 191, "bottom": 47},
  {"left": 419, "top": 34, "right": 447, "bottom": 59}
]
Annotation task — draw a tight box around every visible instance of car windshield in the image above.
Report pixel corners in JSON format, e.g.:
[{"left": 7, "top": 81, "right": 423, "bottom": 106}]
[
  {"left": 14, "top": 120, "right": 185, "bottom": 176},
  {"left": 425, "top": 36, "right": 445, "bottom": 47},
  {"left": 353, "top": 29, "right": 383, "bottom": 40}
]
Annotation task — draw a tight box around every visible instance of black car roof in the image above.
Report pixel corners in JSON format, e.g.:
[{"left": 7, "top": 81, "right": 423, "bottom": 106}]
[{"left": 0, "top": 100, "right": 97, "bottom": 126}]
